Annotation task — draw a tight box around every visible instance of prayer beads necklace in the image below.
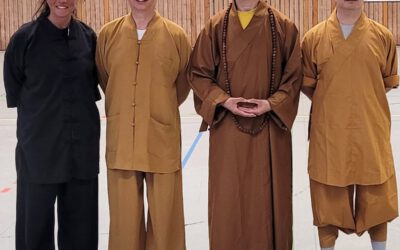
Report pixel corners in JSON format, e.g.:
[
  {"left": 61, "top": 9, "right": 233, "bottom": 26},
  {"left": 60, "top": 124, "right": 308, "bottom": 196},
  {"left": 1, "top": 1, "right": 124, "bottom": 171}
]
[{"left": 222, "top": 3, "right": 279, "bottom": 135}]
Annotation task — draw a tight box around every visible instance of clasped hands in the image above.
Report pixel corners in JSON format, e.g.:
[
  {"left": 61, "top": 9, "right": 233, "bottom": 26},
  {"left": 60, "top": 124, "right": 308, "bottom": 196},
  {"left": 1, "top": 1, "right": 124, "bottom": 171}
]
[{"left": 222, "top": 97, "right": 272, "bottom": 118}]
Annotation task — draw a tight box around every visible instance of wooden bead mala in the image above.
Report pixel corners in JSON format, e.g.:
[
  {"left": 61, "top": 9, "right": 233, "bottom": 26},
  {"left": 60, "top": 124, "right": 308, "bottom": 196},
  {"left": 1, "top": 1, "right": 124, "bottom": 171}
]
[{"left": 222, "top": 3, "right": 279, "bottom": 135}]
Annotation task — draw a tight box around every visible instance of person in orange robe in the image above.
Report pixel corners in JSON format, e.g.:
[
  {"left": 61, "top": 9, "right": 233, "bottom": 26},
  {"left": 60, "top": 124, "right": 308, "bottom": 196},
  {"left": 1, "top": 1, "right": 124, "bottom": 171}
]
[
  {"left": 302, "top": 1, "right": 399, "bottom": 249},
  {"left": 96, "top": 0, "right": 192, "bottom": 249}
]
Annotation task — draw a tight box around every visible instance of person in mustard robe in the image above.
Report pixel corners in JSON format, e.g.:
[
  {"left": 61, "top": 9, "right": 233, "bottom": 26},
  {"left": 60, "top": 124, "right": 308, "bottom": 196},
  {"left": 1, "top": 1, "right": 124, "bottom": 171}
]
[
  {"left": 302, "top": 0, "right": 399, "bottom": 249},
  {"left": 188, "top": 0, "right": 302, "bottom": 249},
  {"left": 95, "top": 0, "right": 191, "bottom": 249}
]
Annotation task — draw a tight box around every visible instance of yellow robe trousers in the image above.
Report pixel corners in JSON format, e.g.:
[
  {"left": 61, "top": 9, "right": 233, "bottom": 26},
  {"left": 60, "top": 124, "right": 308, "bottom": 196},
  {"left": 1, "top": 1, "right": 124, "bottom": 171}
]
[
  {"left": 302, "top": 10, "right": 399, "bottom": 244},
  {"left": 96, "top": 12, "right": 191, "bottom": 250}
]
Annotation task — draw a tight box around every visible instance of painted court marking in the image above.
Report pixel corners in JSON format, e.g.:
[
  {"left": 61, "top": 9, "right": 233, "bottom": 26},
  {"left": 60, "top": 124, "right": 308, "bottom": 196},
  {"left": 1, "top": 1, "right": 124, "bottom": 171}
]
[
  {"left": 0, "top": 187, "right": 11, "bottom": 194},
  {"left": 182, "top": 132, "right": 204, "bottom": 168}
]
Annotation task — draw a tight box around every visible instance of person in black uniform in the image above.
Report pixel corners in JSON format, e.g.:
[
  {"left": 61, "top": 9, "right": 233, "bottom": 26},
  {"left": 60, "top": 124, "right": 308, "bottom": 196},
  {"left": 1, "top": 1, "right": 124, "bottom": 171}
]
[{"left": 3, "top": 0, "right": 100, "bottom": 249}]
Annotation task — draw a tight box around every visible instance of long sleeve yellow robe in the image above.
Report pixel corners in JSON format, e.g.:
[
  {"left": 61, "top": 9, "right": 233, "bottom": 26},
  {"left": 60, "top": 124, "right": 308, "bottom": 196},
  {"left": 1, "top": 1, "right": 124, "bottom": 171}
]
[
  {"left": 302, "top": 11, "right": 399, "bottom": 186},
  {"left": 96, "top": 12, "right": 192, "bottom": 173}
]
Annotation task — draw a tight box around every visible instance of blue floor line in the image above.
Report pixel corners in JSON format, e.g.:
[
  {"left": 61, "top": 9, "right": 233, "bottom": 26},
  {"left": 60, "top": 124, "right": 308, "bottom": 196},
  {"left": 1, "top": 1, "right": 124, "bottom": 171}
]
[{"left": 182, "top": 132, "right": 204, "bottom": 168}]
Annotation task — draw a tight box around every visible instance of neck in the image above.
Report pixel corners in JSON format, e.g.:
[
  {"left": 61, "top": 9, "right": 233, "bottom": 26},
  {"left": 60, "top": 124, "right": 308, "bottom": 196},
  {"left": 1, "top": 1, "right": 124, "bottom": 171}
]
[
  {"left": 132, "top": 10, "right": 155, "bottom": 29},
  {"left": 336, "top": 7, "right": 362, "bottom": 25},
  {"left": 235, "top": 0, "right": 259, "bottom": 11},
  {"left": 47, "top": 15, "right": 71, "bottom": 29}
]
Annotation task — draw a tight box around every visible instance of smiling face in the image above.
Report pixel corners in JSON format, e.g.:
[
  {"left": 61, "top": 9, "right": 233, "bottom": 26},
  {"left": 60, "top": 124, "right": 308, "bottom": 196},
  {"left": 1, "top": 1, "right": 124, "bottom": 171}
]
[
  {"left": 46, "top": 0, "right": 77, "bottom": 20},
  {"left": 335, "top": 0, "right": 364, "bottom": 11},
  {"left": 128, "top": 0, "right": 157, "bottom": 13}
]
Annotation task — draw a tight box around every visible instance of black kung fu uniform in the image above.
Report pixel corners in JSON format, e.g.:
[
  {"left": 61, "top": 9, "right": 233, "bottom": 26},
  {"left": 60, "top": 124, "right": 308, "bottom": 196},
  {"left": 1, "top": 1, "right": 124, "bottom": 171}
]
[{"left": 4, "top": 17, "right": 100, "bottom": 250}]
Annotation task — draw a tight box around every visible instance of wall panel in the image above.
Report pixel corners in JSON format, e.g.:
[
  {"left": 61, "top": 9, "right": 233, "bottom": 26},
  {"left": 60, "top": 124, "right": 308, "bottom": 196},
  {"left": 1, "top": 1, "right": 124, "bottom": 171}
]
[{"left": 0, "top": 0, "right": 399, "bottom": 49}]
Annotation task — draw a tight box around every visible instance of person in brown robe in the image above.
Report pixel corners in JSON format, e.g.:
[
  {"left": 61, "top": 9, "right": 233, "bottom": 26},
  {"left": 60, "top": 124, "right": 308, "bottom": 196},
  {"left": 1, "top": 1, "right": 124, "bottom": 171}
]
[
  {"left": 302, "top": 0, "right": 399, "bottom": 249},
  {"left": 187, "top": 0, "right": 302, "bottom": 249}
]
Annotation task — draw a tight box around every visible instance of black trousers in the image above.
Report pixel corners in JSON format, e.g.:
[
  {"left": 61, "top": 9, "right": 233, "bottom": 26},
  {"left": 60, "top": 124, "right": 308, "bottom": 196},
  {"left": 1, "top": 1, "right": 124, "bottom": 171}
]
[{"left": 16, "top": 178, "right": 98, "bottom": 250}]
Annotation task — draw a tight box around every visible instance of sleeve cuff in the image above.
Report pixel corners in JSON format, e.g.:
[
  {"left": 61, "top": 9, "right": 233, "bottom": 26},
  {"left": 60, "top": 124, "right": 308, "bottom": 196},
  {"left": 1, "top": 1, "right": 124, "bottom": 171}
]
[
  {"left": 6, "top": 97, "right": 18, "bottom": 108},
  {"left": 199, "top": 91, "right": 230, "bottom": 126},
  {"left": 303, "top": 75, "right": 318, "bottom": 88},
  {"left": 384, "top": 75, "right": 399, "bottom": 88}
]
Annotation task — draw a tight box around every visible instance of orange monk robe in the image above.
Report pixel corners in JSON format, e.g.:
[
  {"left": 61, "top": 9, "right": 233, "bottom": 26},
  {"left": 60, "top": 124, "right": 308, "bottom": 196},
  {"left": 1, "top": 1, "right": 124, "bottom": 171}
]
[
  {"left": 302, "top": 11, "right": 399, "bottom": 187},
  {"left": 96, "top": 12, "right": 191, "bottom": 173},
  {"left": 302, "top": 10, "right": 399, "bottom": 235},
  {"left": 96, "top": 12, "right": 191, "bottom": 250}
]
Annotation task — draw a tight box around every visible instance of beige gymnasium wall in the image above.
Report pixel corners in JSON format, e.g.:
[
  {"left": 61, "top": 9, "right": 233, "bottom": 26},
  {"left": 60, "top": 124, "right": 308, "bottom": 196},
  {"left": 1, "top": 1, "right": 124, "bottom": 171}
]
[{"left": 0, "top": 0, "right": 399, "bottom": 50}]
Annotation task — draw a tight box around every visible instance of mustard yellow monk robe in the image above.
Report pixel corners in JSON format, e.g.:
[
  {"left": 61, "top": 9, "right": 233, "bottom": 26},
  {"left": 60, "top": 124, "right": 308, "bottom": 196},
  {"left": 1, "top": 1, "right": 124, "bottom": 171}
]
[
  {"left": 96, "top": 12, "right": 191, "bottom": 173},
  {"left": 303, "top": 11, "right": 398, "bottom": 186},
  {"left": 302, "top": 8, "right": 399, "bottom": 248},
  {"left": 96, "top": 5, "right": 191, "bottom": 249}
]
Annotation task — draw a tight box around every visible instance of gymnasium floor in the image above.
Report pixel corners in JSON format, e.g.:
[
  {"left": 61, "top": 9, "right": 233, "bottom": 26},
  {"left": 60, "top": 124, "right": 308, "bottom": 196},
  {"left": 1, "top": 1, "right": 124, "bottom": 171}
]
[{"left": 0, "top": 50, "right": 399, "bottom": 249}]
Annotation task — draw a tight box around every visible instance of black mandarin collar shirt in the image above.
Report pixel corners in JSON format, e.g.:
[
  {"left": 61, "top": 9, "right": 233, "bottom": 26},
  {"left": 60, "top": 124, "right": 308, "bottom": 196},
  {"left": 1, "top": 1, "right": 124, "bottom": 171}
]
[{"left": 4, "top": 17, "right": 101, "bottom": 183}]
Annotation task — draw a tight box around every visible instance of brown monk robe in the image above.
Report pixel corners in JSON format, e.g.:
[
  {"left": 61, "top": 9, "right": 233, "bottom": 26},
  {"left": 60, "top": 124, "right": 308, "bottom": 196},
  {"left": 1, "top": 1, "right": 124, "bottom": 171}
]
[
  {"left": 302, "top": 0, "right": 399, "bottom": 248},
  {"left": 188, "top": 0, "right": 302, "bottom": 249}
]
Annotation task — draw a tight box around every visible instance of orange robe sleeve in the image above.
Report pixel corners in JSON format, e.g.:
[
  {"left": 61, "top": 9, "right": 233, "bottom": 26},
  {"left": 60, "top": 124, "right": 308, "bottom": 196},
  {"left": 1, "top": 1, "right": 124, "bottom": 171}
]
[
  {"left": 175, "top": 31, "right": 193, "bottom": 106},
  {"left": 188, "top": 21, "right": 230, "bottom": 130},
  {"left": 301, "top": 34, "right": 318, "bottom": 89},
  {"left": 383, "top": 33, "right": 399, "bottom": 89},
  {"left": 267, "top": 20, "right": 302, "bottom": 130}
]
